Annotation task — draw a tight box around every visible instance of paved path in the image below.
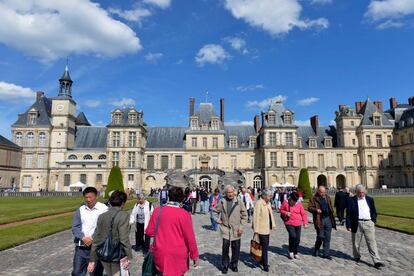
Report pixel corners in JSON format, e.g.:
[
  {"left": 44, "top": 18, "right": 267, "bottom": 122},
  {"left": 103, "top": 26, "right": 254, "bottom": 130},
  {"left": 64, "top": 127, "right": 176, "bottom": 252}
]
[{"left": 0, "top": 211, "right": 413, "bottom": 276}]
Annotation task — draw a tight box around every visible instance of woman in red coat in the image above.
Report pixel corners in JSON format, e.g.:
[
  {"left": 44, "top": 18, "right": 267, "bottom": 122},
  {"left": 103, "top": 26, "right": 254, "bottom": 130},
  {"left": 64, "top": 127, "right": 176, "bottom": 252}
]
[{"left": 146, "top": 186, "right": 199, "bottom": 276}]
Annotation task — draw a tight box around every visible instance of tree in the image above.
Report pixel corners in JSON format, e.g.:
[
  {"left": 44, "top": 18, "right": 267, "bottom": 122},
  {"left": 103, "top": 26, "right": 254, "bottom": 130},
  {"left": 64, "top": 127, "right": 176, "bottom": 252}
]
[
  {"left": 298, "top": 168, "right": 312, "bottom": 199},
  {"left": 105, "top": 166, "right": 124, "bottom": 198}
]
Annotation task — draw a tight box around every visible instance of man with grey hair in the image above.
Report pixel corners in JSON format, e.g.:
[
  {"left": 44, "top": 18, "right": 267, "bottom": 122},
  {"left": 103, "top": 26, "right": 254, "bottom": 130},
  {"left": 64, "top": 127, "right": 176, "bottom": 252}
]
[
  {"left": 346, "top": 184, "right": 384, "bottom": 269},
  {"left": 214, "top": 185, "right": 248, "bottom": 274}
]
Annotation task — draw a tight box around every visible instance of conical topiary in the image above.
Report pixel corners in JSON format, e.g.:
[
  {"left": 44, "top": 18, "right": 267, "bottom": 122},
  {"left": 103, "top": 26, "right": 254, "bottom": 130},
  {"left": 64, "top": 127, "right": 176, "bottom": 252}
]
[
  {"left": 298, "top": 168, "right": 312, "bottom": 199},
  {"left": 105, "top": 166, "right": 124, "bottom": 198}
]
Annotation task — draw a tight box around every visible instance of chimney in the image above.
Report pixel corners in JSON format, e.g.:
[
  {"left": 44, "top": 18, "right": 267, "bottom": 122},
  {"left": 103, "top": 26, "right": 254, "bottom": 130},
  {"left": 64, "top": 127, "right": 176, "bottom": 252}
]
[
  {"left": 339, "top": 104, "right": 346, "bottom": 112},
  {"left": 36, "top": 91, "right": 44, "bottom": 100},
  {"left": 374, "top": 101, "right": 383, "bottom": 112},
  {"left": 408, "top": 96, "right": 414, "bottom": 106},
  {"left": 261, "top": 112, "right": 265, "bottom": 126},
  {"left": 189, "top": 97, "right": 195, "bottom": 116},
  {"left": 220, "top": 98, "right": 224, "bottom": 122},
  {"left": 254, "top": 115, "right": 260, "bottom": 133},
  {"left": 310, "top": 115, "right": 319, "bottom": 136},
  {"left": 389, "top": 97, "right": 397, "bottom": 109},
  {"left": 355, "top": 102, "right": 361, "bottom": 113}
]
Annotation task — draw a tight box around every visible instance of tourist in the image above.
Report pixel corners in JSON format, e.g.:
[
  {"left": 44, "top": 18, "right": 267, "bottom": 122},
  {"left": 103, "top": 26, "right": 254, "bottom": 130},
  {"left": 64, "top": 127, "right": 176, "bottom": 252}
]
[
  {"left": 238, "top": 187, "right": 254, "bottom": 223},
  {"left": 146, "top": 186, "right": 199, "bottom": 276},
  {"left": 71, "top": 186, "right": 107, "bottom": 276},
  {"left": 159, "top": 186, "right": 168, "bottom": 206},
  {"left": 88, "top": 191, "right": 132, "bottom": 276},
  {"left": 129, "top": 193, "right": 154, "bottom": 254},
  {"left": 346, "top": 184, "right": 384, "bottom": 269},
  {"left": 199, "top": 187, "right": 209, "bottom": 214},
  {"left": 190, "top": 186, "right": 198, "bottom": 214},
  {"left": 182, "top": 187, "right": 193, "bottom": 212},
  {"left": 308, "top": 186, "right": 337, "bottom": 259},
  {"left": 273, "top": 188, "right": 280, "bottom": 211},
  {"left": 209, "top": 188, "right": 222, "bottom": 230},
  {"left": 280, "top": 192, "right": 308, "bottom": 259},
  {"left": 213, "top": 185, "right": 248, "bottom": 274},
  {"left": 252, "top": 189, "right": 276, "bottom": 272},
  {"left": 334, "top": 187, "right": 349, "bottom": 226}
]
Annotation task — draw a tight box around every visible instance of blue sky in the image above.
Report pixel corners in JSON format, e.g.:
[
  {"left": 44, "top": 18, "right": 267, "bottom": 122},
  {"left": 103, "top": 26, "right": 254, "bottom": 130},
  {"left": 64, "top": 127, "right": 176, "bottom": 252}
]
[{"left": 1, "top": 0, "right": 414, "bottom": 138}]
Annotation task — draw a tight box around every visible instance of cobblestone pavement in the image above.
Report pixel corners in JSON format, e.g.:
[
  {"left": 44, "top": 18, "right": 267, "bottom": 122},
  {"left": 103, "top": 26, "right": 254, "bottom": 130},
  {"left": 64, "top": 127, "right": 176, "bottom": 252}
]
[{"left": 0, "top": 210, "right": 413, "bottom": 276}]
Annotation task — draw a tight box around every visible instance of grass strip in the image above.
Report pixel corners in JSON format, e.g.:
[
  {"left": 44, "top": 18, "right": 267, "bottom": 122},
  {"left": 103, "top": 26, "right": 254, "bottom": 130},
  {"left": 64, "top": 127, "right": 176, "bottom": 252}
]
[{"left": 376, "top": 215, "right": 414, "bottom": 235}]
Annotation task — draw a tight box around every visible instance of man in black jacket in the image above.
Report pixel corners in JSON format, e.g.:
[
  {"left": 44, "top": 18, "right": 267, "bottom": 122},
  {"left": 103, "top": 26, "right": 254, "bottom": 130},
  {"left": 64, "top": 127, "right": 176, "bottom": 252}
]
[
  {"left": 334, "top": 188, "right": 349, "bottom": 225},
  {"left": 346, "top": 184, "right": 384, "bottom": 269}
]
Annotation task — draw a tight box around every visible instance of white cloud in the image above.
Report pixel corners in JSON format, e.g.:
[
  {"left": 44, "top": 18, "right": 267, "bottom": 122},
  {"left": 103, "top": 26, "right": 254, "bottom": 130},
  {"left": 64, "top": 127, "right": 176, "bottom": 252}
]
[
  {"left": 84, "top": 99, "right": 101, "bottom": 108},
  {"left": 294, "top": 120, "right": 311, "bottom": 126},
  {"left": 376, "top": 19, "right": 405, "bottom": 29},
  {"left": 297, "top": 97, "right": 320, "bottom": 106},
  {"left": 0, "top": 81, "right": 35, "bottom": 102},
  {"left": 143, "top": 0, "right": 172, "bottom": 9},
  {"left": 195, "top": 44, "right": 230, "bottom": 66},
  {"left": 310, "top": 0, "right": 333, "bottom": 5},
  {"left": 112, "top": 98, "right": 136, "bottom": 107},
  {"left": 329, "top": 120, "right": 336, "bottom": 126},
  {"left": 223, "top": 0, "right": 329, "bottom": 36},
  {"left": 224, "top": 37, "right": 248, "bottom": 54},
  {"left": 108, "top": 7, "right": 152, "bottom": 22},
  {"left": 145, "top": 52, "right": 164, "bottom": 63},
  {"left": 246, "top": 95, "right": 287, "bottom": 110},
  {"left": 0, "top": 0, "right": 141, "bottom": 62},
  {"left": 225, "top": 120, "right": 253, "bottom": 126},
  {"left": 235, "top": 84, "right": 264, "bottom": 92},
  {"left": 365, "top": 0, "right": 414, "bottom": 21},
  {"left": 175, "top": 59, "right": 184, "bottom": 65}
]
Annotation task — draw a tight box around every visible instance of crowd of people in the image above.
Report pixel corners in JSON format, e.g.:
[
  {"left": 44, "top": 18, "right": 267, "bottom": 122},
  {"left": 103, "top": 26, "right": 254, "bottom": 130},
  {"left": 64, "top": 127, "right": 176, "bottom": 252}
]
[{"left": 71, "top": 183, "right": 384, "bottom": 276}]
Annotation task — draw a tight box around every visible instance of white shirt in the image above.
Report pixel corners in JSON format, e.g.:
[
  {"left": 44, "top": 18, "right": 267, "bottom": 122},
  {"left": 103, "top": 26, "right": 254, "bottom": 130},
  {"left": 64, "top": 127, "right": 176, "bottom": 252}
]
[
  {"left": 191, "top": 191, "right": 197, "bottom": 199},
  {"left": 357, "top": 197, "right": 371, "bottom": 220},
  {"left": 80, "top": 202, "right": 108, "bottom": 237}
]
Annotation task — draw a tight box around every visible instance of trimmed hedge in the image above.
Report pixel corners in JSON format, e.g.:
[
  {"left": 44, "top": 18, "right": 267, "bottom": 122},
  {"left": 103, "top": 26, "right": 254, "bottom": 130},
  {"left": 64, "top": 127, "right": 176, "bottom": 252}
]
[
  {"left": 105, "top": 166, "right": 124, "bottom": 198},
  {"left": 298, "top": 168, "right": 312, "bottom": 199}
]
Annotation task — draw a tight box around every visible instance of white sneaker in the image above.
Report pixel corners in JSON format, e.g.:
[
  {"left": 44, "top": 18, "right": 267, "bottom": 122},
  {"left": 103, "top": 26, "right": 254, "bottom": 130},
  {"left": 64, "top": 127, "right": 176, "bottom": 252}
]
[
  {"left": 294, "top": 254, "right": 299, "bottom": 259},
  {"left": 288, "top": 252, "right": 294, "bottom": 260}
]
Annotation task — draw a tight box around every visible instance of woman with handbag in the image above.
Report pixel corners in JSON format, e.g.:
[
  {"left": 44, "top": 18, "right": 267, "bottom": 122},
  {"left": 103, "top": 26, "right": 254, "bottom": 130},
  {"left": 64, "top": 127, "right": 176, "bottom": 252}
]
[
  {"left": 129, "top": 193, "right": 154, "bottom": 254},
  {"left": 252, "top": 189, "right": 276, "bottom": 272},
  {"left": 145, "top": 186, "right": 199, "bottom": 276},
  {"left": 88, "top": 191, "right": 132, "bottom": 276},
  {"left": 280, "top": 192, "right": 308, "bottom": 260}
]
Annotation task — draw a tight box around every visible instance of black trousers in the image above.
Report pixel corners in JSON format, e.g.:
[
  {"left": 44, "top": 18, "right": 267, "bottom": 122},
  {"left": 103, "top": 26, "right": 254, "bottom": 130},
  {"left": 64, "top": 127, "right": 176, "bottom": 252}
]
[
  {"left": 336, "top": 207, "right": 345, "bottom": 223},
  {"left": 72, "top": 246, "right": 103, "bottom": 276},
  {"left": 136, "top": 222, "right": 151, "bottom": 253},
  {"left": 285, "top": 225, "right": 301, "bottom": 254},
  {"left": 222, "top": 238, "right": 241, "bottom": 270},
  {"left": 258, "top": 234, "right": 270, "bottom": 269}
]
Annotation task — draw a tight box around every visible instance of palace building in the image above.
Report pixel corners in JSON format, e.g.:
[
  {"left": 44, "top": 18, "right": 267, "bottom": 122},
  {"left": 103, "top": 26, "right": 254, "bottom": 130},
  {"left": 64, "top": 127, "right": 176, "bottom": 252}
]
[{"left": 9, "top": 67, "right": 414, "bottom": 192}]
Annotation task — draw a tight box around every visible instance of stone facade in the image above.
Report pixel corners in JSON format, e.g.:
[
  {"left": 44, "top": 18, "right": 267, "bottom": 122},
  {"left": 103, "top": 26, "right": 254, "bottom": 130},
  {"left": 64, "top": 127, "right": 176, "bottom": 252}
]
[
  {"left": 0, "top": 135, "right": 22, "bottom": 190},
  {"left": 9, "top": 67, "right": 414, "bottom": 192}
]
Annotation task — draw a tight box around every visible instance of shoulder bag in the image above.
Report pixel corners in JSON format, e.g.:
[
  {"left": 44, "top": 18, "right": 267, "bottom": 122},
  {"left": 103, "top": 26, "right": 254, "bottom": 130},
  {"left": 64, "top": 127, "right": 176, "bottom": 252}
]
[
  {"left": 142, "top": 207, "right": 163, "bottom": 276},
  {"left": 96, "top": 210, "right": 124, "bottom": 262}
]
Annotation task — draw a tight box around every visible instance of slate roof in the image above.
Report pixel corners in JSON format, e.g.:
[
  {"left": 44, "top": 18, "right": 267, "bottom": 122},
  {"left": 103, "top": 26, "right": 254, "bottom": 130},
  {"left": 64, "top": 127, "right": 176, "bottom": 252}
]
[
  {"left": 75, "top": 112, "right": 91, "bottom": 126},
  {"left": 397, "top": 107, "right": 414, "bottom": 129},
  {"left": 0, "top": 134, "right": 21, "bottom": 150},
  {"left": 264, "top": 101, "right": 294, "bottom": 127},
  {"left": 359, "top": 100, "right": 393, "bottom": 127},
  {"left": 194, "top": 103, "right": 219, "bottom": 125},
  {"left": 146, "top": 127, "right": 186, "bottom": 148},
  {"left": 12, "top": 95, "right": 52, "bottom": 127},
  {"left": 59, "top": 66, "right": 72, "bottom": 82},
  {"left": 224, "top": 125, "right": 256, "bottom": 148},
  {"left": 74, "top": 126, "right": 107, "bottom": 149},
  {"left": 107, "top": 107, "right": 144, "bottom": 127},
  {"left": 297, "top": 126, "right": 337, "bottom": 148}
]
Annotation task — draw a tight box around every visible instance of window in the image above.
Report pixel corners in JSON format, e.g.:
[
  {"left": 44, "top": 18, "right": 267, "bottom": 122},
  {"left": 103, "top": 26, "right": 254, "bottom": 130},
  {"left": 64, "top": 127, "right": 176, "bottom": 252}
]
[
  {"left": 353, "top": 154, "right": 358, "bottom": 168},
  {"left": 366, "top": 135, "right": 371, "bottom": 146},
  {"left": 376, "top": 134, "right": 383, "bottom": 147},
  {"left": 269, "top": 132, "right": 276, "bottom": 146},
  {"left": 80, "top": 174, "right": 87, "bottom": 184},
  {"left": 28, "top": 112, "right": 37, "bottom": 125},
  {"left": 253, "top": 176, "right": 262, "bottom": 189},
  {"left": 213, "top": 137, "right": 218, "bottom": 149},
  {"left": 128, "top": 152, "right": 136, "bottom": 168},
  {"left": 37, "top": 154, "right": 44, "bottom": 168},
  {"left": 191, "top": 155, "right": 197, "bottom": 169},
  {"left": 147, "top": 155, "right": 154, "bottom": 170},
  {"left": 351, "top": 121, "right": 355, "bottom": 127},
  {"left": 64, "top": 174, "right": 71, "bottom": 187},
  {"left": 96, "top": 174, "right": 103, "bottom": 184},
  {"left": 250, "top": 156, "right": 255, "bottom": 168},
  {"left": 175, "top": 155, "right": 183, "bottom": 169},
  {"left": 112, "top": 132, "right": 120, "bottom": 147},
  {"left": 212, "top": 156, "right": 218, "bottom": 168},
  {"left": 23, "top": 176, "right": 32, "bottom": 188},
  {"left": 68, "top": 154, "right": 77, "bottom": 160},
  {"left": 83, "top": 155, "right": 92, "bottom": 160},
  {"left": 309, "top": 138, "right": 317, "bottom": 148},
  {"left": 318, "top": 154, "right": 325, "bottom": 169},
  {"left": 190, "top": 118, "right": 198, "bottom": 129},
  {"left": 128, "top": 174, "right": 134, "bottom": 181},
  {"left": 15, "top": 132, "right": 23, "bottom": 146},
  {"left": 211, "top": 119, "right": 219, "bottom": 130},
  {"left": 268, "top": 114, "right": 276, "bottom": 125},
  {"left": 39, "top": 132, "right": 46, "bottom": 146},
  {"left": 128, "top": 113, "right": 137, "bottom": 124},
  {"left": 129, "top": 132, "right": 136, "bottom": 147},
  {"left": 299, "top": 154, "right": 306, "bottom": 168},
  {"left": 287, "top": 152, "right": 294, "bottom": 168},
  {"left": 352, "top": 138, "right": 356, "bottom": 146},
  {"left": 98, "top": 154, "right": 106, "bottom": 160},
  {"left": 410, "top": 133, "right": 414, "bottom": 144},
  {"left": 389, "top": 154, "right": 393, "bottom": 167},
  {"left": 112, "top": 152, "right": 119, "bottom": 167},
  {"left": 367, "top": 155, "right": 373, "bottom": 167},
  {"left": 325, "top": 138, "right": 332, "bottom": 148},
  {"left": 402, "top": 152, "right": 407, "bottom": 166},
  {"left": 192, "top": 137, "right": 197, "bottom": 148},
  {"left": 113, "top": 113, "right": 122, "bottom": 124},
  {"left": 230, "top": 155, "right": 237, "bottom": 170},
  {"left": 249, "top": 137, "right": 256, "bottom": 148},
  {"left": 161, "top": 155, "right": 169, "bottom": 170},
  {"left": 373, "top": 116, "right": 381, "bottom": 126},
  {"left": 285, "top": 132, "right": 293, "bottom": 146},
  {"left": 27, "top": 132, "right": 34, "bottom": 147},
  {"left": 337, "top": 154, "right": 343, "bottom": 169},
  {"left": 387, "top": 135, "right": 392, "bottom": 146},
  {"left": 284, "top": 114, "right": 292, "bottom": 125},
  {"left": 297, "top": 138, "right": 302, "bottom": 148},
  {"left": 378, "top": 154, "right": 384, "bottom": 168},
  {"left": 400, "top": 135, "right": 405, "bottom": 145},
  {"left": 270, "top": 152, "right": 277, "bottom": 167},
  {"left": 411, "top": 151, "right": 414, "bottom": 165},
  {"left": 25, "top": 154, "right": 33, "bottom": 168},
  {"left": 229, "top": 137, "right": 237, "bottom": 149},
  {"left": 203, "top": 137, "right": 207, "bottom": 148}
]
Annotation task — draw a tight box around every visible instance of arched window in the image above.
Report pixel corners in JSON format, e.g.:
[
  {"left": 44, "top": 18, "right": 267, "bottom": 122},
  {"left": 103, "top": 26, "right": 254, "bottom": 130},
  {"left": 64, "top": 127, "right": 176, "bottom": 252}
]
[
  {"left": 68, "top": 155, "right": 78, "bottom": 160},
  {"left": 15, "top": 132, "right": 22, "bottom": 146},
  {"left": 268, "top": 113, "right": 276, "bottom": 125},
  {"left": 98, "top": 154, "right": 107, "bottom": 160},
  {"left": 39, "top": 132, "right": 46, "bottom": 147},
  {"left": 27, "top": 132, "right": 34, "bottom": 146},
  {"left": 83, "top": 154, "right": 93, "bottom": 160},
  {"left": 253, "top": 176, "right": 262, "bottom": 189}
]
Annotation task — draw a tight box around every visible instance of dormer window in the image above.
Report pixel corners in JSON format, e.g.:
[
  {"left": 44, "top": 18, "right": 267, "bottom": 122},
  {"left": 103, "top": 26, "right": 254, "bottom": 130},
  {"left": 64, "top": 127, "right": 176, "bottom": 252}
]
[
  {"left": 297, "top": 138, "right": 302, "bottom": 148},
  {"left": 229, "top": 136, "right": 238, "bottom": 149},
  {"left": 15, "top": 132, "right": 23, "bottom": 146},
  {"left": 268, "top": 113, "right": 276, "bottom": 125},
  {"left": 309, "top": 138, "right": 317, "bottom": 148},
  {"left": 128, "top": 112, "right": 137, "bottom": 124},
  {"left": 190, "top": 117, "right": 198, "bottom": 130},
  {"left": 284, "top": 113, "right": 292, "bottom": 125},
  {"left": 211, "top": 118, "right": 219, "bottom": 130},
  {"left": 324, "top": 137, "right": 332, "bottom": 148},
  {"left": 249, "top": 136, "right": 256, "bottom": 148},
  {"left": 28, "top": 111, "right": 38, "bottom": 125},
  {"left": 113, "top": 112, "right": 122, "bottom": 125},
  {"left": 373, "top": 115, "right": 381, "bottom": 126}
]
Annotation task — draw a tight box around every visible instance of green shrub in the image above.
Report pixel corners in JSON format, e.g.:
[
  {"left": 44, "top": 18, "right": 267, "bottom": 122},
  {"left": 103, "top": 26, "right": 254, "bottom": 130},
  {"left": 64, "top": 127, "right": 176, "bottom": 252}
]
[
  {"left": 105, "top": 166, "right": 124, "bottom": 198},
  {"left": 298, "top": 168, "right": 312, "bottom": 199}
]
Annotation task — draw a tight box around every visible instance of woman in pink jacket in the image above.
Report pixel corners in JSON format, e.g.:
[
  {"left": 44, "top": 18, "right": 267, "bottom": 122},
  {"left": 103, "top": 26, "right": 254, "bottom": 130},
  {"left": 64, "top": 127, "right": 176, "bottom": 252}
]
[{"left": 280, "top": 192, "right": 308, "bottom": 259}]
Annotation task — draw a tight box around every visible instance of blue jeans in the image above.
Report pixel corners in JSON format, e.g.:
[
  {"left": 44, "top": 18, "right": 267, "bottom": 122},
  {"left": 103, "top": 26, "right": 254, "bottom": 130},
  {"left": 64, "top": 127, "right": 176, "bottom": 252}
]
[
  {"left": 210, "top": 211, "right": 218, "bottom": 230},
  {"left": 200, "top": 200, "right": 208, "bottom": 214}
]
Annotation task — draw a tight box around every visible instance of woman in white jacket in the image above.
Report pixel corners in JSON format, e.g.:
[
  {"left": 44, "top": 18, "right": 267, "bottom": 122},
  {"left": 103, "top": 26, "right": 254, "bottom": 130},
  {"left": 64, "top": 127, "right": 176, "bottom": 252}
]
[{"left": 129, "top": 193, "right": 154, "bottom": 254}]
